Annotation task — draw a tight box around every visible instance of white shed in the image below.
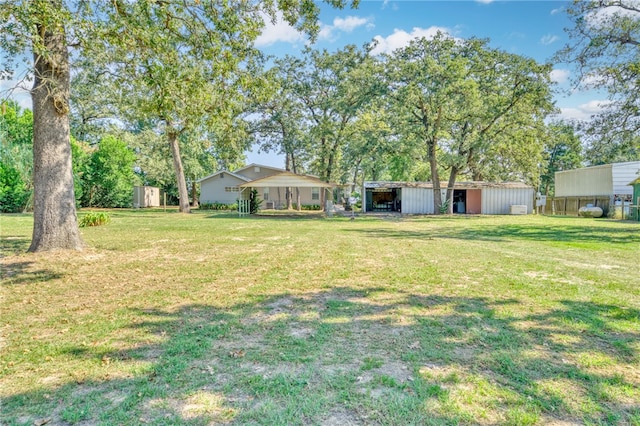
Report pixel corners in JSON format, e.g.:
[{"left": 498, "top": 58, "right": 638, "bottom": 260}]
[
  {"left": 363, "top": 181, "right": 534, "bottom": 215},
  {"left": 133, "top": 186, "right": 160, "bottom": 208}
]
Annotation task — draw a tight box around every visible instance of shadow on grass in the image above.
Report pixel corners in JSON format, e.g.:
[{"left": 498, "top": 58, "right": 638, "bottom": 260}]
[
  {"left": 2, "top": 288, "right": 639, "bottom": 425},
  {"left": 203, "top": 212, "right": 329, "bottom": 221},
  {"left": 347, "top": 221, "right": 640, "bottom": 245},
  {"left": 0, "top": 259, "right": 64, "bottom": 285},
  {"left": 0, "top": 236, "right": 31, "bottom": 256}
]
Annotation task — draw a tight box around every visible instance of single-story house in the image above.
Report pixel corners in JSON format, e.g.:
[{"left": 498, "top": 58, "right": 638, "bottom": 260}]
[
  {"left": 197, "top": 164, "right": 331, "bottom": 208},
  {"left": 553, "top": 161, "right": 640, "bottom": 216},
  {"left": 363, "top": 181, "right": 535, "bottom": 215}
]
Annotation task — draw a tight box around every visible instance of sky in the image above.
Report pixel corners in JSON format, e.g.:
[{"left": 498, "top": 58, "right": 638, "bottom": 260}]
[
  {"left": 245, "top": 0, "right": 605, "bottom": 167},
  {"left": 1, "top": 1, "right": 606, "bottom": 169}
]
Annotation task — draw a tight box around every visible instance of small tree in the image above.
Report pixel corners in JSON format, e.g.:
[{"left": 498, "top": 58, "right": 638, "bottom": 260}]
[
  {"left": 249, "top": 188, "right": 262, "bottom": 214},
  {"left": 84, "top": 136, "right": 136, "bottom": 208}
]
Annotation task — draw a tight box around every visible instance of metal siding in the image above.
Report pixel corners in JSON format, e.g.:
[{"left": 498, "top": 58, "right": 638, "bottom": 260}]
[
  {"left": 612, "top": 161, "right": 640, "bottom": 195},
  {"left": 555, "top": 165, "right": 613, "bottom": 196},
  {"left": 403, "top": 187, "right": 434, "bottom": 214},
  {"left": 482, "top": 188, "right": 534, "bottom": 214}
]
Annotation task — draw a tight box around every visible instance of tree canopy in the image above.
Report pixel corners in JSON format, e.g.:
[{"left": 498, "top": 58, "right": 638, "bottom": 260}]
[{"left": 557, "top": 0, "right": 640, "bottom": 163}]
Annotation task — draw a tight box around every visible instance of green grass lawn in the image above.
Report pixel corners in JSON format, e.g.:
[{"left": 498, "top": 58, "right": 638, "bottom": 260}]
[{"left": 1, "top": 210, "right": 639, "bottom": 425}]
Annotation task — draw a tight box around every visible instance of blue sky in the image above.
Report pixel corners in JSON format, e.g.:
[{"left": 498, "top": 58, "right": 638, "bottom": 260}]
[{"left": 246, "top": 0, "right": 605, "bottom": 167}]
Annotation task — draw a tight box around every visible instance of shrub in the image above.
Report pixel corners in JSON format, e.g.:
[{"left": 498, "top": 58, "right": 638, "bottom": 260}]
[
  {"left": 249, "top": 188, "right": 262, "bottom": 214},
  {"left": 199, "top": 202, "right": 238, "bottom": 211},
  {"left": 0, "top": 162, "right": 31, "bottom": 213},
  {"left": 292, "top": 204, "right": 322, "bottom": 211},
  {"left": 79, "top": 211, "right": 111, "bottom": 227}
]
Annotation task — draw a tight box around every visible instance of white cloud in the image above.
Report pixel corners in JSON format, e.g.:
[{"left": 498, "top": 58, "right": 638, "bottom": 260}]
[
  {"left": 550, "top": 7, "right": 563, "bottom": 15},
  {"left": 254, "top": 13, "right": 305, "bottom": 47},
  {"left": 255, "top": 13, "right": 372, "bottom": 46},
  {"left": 579, "top": 72, "right": 613, "bottom": 88},
  {"left": 550, "top": 69, "right": 570, "bottom": 84},
  {"left": 540, "top": 34, "right": 559, "bottom": 45},
  {"left": 558, "top": 100, "right": 613, "bottom": 121},
  {"left": 476, "top": 0, "right": 494, "bottom": 4},
  {"left": 370, "top": 26, "right": 453, "bottom": 55},
  {"left": 333, "top": 16, "right": 369, "bottom": 33},
  {"left": 319, "top": 16, "right": 373, "bottom": 41},
  {"left": 381, "top": 0, "right": 399, "bottom": 11}
]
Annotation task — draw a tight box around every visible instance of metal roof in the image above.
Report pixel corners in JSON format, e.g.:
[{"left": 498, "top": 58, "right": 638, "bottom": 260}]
[
  {"left": 239, "top": 171, "right": 333, "bottom": 188},
  {"left": 363, "top": 181, "right": 532, "bottom": 189}
]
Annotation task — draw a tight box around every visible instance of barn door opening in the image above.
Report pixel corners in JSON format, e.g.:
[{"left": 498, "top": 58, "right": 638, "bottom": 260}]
[
  {"left": 366, "top": 188, "right": 401, "bottom": 212},
  {"left": 453, "top": 190, "right": 466, "bottom": 213}
]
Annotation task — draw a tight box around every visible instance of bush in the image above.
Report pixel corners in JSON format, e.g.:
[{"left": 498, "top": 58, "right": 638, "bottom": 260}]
[
  {"left": 79, "top": 211, "right": 111, "bottom": 227},
  {"left": 0, "top": 162, "right": 31, "bottom": 213},
  {"left": 199, "top": 202, "right": 238, "bottom": 211},
  {"left": 292, "top": 204, "right": 322, "bottom": 211},
  {"left": 249, "top": 189, "right": 262, "bottom": 214}
]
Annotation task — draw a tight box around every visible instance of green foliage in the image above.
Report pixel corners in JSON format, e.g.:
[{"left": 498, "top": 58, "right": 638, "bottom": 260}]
[
  {"left": 78, "top": 211, "right": 111, "bottom": 227},
  {"left": 249, "top": 188, "right": 262, "bottom": 214},
  {"left": 292, "top": 203, "right": 322, "bottom": 211},
  {"left": 199, "top": 202, "right": 238, "bottom": 211},
  {"left": 541, "top": 122, "right": 583, "bottom": 196},
  {"left": 83, "top": 136, "right": 136, "bottom": 208},
  {"left": 0, "top": 162, "right": 30, "bottom": 213},
  {"left": 0, "top": 100, "right": 33, "bottom": 146},
  {"left": 0, "top": 101, "right": 34, "bottom": 193},
  {"left": 70, "top": 138, "right": 93, "bottom": 208}
]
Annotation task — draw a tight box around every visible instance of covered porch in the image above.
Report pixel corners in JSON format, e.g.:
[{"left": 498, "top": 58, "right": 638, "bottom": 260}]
[{"left": 237, "top": 172, "right": 334, "bottom": 215}]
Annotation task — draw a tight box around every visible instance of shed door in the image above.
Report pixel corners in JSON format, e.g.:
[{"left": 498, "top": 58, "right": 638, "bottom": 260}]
[{"left": 466, "top": 189, "right": 482, "bottom": 214}]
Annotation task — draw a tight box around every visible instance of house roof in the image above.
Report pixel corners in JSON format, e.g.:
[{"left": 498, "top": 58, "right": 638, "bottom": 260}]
[
  {"left": 233, "top": 163, "right": 286, "bottom": 176},
  {"left": 196, "top": 170, "right": 250, "bottom": 183},
  {"left": 238, "top": 171, "right": 333, "bottom": 188},
  {"left": 364, "top": 181, "right": 533, "bottom": 189}
]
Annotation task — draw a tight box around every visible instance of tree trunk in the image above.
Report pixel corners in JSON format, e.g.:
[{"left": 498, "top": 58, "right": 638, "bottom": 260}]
[
  {"left": 445, "top": 166, "right": 459, "bottom": 214},
  {"left": 428, "top": 140, "right": 443, "bottom": 215},
  {"left": 190, "top": 176, "right": 199, "bottom": 208},
  {"left": 29, "top": 7, "right": 84, "bottom": 252},
  {"left": 168, "top": 131, "right": 190, "bottom": 213},
  {"left": 285, "top": 153, "right": 292, "bottom": 210}
]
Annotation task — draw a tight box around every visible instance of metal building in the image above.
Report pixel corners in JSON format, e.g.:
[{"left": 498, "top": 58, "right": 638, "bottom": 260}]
[
  {"left": 363, "top": 181, "right": 534, "bottom": 215},
  {"left": 553, "top": 161, "right": 640, "bottom": 216},
  {"left": 555, "top": 161, "right": 640, "bottom": 198}
]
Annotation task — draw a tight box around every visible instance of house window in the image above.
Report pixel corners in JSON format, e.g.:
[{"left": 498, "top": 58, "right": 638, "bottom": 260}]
[
  {"left": 254, "top": 166, "right": 260, "bottom": 173},
  {"left": 312, "top": 187, "right": 320, "bottom": 201},
  {"left": 220, "top": 173, "right": 224, "bottom": 179},
  {"left": 225, "top": 186, "right": 239, "bottom": 192},
  {"left": 263, "top": 187, "right": 269, "bottom": 200}
]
